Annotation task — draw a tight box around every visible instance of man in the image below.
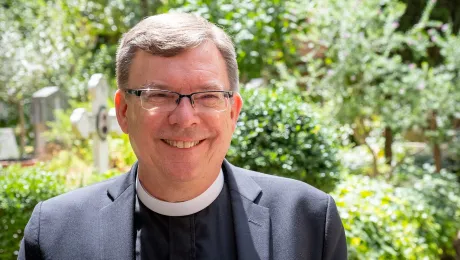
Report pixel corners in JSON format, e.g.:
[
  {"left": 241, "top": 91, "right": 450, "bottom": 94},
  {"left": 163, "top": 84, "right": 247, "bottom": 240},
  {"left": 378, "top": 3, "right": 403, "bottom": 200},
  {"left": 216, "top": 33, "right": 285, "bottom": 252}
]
[{"left": 19, "top": 13, "right": 347, "bottom": 260}]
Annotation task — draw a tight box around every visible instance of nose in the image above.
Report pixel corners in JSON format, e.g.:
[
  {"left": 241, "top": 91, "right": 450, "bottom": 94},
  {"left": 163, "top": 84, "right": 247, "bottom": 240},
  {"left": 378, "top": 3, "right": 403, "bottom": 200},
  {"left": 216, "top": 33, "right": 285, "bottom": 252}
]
[{"left": 168, "top": 97, "right": 200, "bottom": 127}]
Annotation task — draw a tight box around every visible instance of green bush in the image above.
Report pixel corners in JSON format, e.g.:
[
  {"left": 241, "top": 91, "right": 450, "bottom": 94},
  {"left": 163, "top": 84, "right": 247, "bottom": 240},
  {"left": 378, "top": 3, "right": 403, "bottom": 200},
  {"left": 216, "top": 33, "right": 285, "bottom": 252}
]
[
  {"left": 391, "top": 164, "right": 460, "bottom": 256},
  {"left": 333, "top": 166, "right": 460, "bottom": 259},
  {"left": 0, "top": 150, "right": 127, "bottom": 259},
  {"left": 108, "top": 132, "right": 137, "bottom": 172},
  {"left": 227, "top": 86, "right": 341, "bottom": 192},
  {"left": 0, "top": 163, "right": 67, "bottom": 259},
  {"left": 171, "top": 0, "right": 303, "bottom": 81}
]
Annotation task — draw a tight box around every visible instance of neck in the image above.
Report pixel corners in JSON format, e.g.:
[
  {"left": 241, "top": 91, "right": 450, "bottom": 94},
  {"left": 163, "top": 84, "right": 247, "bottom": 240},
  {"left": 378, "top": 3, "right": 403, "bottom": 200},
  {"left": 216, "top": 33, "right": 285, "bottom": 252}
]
[{"left": 137, "top": 163, "right": 221, "bottom": 202}]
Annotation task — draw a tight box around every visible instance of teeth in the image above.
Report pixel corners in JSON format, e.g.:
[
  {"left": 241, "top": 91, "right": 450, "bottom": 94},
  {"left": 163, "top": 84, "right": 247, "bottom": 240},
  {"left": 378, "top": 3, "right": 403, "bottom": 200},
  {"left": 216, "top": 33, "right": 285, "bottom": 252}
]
[{"left": 164, "top": 140, "right": 200, "bottom": 149}]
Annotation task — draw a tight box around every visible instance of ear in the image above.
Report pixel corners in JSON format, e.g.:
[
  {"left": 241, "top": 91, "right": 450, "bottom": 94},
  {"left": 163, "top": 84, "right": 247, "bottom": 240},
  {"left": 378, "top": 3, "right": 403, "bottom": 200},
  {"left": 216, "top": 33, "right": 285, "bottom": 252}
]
[
  {"left": 230, "top": 92, "right": 243, "bottom": 130},
  {"left": 114, "top": 89, "right": 129, "bottom": 134}
]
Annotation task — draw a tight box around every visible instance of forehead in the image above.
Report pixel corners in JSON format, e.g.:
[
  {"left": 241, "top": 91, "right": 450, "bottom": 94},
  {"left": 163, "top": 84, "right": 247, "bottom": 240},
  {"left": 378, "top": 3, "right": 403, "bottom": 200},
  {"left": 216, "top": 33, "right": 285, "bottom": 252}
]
[{"left": 128, "top": 41, "right": 230, "bottom": 91}]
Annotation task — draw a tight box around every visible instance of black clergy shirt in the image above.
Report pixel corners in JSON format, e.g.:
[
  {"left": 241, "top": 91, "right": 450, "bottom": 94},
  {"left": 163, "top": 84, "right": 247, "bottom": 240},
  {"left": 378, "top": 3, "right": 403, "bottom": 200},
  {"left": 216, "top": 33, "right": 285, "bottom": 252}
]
[{"left": 134, "top": 182, "right": 237, "bottom": 260}]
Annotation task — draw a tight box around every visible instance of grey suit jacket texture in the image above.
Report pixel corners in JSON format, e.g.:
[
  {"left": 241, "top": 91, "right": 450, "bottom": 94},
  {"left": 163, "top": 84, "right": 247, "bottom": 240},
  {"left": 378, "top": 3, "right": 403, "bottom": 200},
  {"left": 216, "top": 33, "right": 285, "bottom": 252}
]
[{"left": 19, "top": 160, "right": 347, "bottom": 260}]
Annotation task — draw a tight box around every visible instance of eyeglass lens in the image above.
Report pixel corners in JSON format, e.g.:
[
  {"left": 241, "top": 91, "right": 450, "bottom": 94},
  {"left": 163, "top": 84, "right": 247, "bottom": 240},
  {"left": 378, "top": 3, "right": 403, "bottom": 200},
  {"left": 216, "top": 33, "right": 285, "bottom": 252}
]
[{"left": 140, "top": 90, "right": 230, "bottom": 112}]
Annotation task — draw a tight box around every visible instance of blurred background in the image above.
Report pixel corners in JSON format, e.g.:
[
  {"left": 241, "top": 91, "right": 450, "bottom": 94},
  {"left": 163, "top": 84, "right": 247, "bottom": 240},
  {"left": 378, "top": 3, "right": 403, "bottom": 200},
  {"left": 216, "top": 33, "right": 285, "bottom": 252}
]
[{"left": 0, "top": 0, "right": 459, "bottom": 259}]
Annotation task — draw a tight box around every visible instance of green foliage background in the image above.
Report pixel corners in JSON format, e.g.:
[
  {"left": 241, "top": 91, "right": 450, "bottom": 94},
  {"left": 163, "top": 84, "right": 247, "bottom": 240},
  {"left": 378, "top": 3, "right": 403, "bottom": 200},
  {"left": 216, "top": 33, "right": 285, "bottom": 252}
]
[
  {"left": 0, "top": 164, "right": 67, "bottom": 258},
  {"left": 228, "top": 87, "right": 340, "bottom": 193},
  {"left": 0, "top": 0, "right": 459, "bottom": 259},
  {"left": 334, "top": 167, "right": 460, "bottom": 259}
]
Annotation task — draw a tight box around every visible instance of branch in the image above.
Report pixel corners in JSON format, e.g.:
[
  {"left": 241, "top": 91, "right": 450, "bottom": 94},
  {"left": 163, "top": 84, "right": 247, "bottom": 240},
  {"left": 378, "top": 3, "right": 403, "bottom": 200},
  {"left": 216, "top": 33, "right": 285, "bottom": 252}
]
[{"left": 387, "top": 144, "right": 429, "bottom": 180}]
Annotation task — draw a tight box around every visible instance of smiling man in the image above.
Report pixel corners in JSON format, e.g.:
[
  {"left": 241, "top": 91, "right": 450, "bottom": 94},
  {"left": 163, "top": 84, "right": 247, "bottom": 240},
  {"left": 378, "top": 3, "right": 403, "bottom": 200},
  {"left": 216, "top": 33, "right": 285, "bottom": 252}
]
[
  {"left": 119, "top": 39, "right": 239, "bottom": 204},
  {"left": 19, "top": 13, "right": 347, "bottom": 260}
]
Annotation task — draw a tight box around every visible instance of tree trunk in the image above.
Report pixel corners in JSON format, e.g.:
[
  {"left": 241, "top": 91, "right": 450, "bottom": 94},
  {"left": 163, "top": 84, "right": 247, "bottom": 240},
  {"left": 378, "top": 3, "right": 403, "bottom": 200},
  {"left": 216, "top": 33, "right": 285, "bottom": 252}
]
[
  {"left": 454, "top": 230, "right": 460, "bottom": 260},
  {"left": 430, "top": 111, "right": 442, "bottom": 172},
  {"left": 433, "top": 143, "right": 442, "bottom": 172},
  {"left": 364, "top": 141, "right": 380, "bottom": 177},
  {"left": 18, "top": 100, "right": 26, "bottom": 158},
  {"left": 384, "top": 127, "right": 393, "bottom": 166},
  {"left": 353, "top": 118, "right": 380, "bottom": 176},
  {"left": 140, "top": 0, "right": 148, "bottom": 17}
]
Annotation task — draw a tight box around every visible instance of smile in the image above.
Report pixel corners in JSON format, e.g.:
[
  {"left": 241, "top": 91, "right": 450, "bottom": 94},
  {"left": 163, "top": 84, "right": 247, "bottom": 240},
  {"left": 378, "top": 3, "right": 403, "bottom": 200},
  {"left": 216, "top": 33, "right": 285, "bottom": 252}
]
[{"left": 163, "top": 139, "right": 202, "bottom": 149}]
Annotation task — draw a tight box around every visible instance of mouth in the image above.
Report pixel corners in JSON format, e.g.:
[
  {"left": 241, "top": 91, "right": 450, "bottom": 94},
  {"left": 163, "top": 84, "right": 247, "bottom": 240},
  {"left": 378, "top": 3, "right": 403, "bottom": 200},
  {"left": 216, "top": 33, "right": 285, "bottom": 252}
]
[{"left": 162, "top": 139, "right": 203, "bottom": 149}]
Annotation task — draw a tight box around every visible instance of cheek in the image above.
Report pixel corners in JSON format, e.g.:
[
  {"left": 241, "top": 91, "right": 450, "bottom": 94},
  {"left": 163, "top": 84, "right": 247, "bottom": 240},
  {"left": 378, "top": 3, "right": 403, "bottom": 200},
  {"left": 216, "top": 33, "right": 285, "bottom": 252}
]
[
  {"left": 127, "top": 109, "right": 142, "bottom": 133},
  {"left": 128, "top": 108, "right": 159, "bottom": 130},
  {"left": 212, "top": 113, "right": 234, "bottom": 138},
  {"left": 127, "top": 112, "right": 155, "bottom": 142},
  {"left": 223, "top": 111, "right": 236, "bottom": 132}
]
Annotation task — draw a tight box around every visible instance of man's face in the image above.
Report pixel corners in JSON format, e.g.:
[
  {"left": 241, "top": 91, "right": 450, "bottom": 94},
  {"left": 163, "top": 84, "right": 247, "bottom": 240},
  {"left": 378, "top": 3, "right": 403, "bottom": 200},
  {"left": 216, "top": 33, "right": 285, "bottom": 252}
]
[{"left": 115, "top": 41, "right": 242, "bottom": 183}]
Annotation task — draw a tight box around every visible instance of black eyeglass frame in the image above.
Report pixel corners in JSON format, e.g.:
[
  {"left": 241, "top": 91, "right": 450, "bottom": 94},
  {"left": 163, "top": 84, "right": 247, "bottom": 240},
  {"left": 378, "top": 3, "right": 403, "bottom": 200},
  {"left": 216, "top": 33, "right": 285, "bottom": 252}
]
[{"left": 123, "top": 88, "right": 234, "bottom": 109}]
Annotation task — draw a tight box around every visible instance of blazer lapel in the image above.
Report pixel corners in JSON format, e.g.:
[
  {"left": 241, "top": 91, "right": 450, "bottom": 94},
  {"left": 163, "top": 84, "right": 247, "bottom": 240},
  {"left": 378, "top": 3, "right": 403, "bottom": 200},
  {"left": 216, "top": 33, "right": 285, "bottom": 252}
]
[
  {"left": 98, "top": 161, "right": 271, "bottom": 260},
  {"left": 223, "top": 160, "right": 271, "bottom": 260},
  {"left": 99, "top": 163, "right": 137, "bottom": 260}
]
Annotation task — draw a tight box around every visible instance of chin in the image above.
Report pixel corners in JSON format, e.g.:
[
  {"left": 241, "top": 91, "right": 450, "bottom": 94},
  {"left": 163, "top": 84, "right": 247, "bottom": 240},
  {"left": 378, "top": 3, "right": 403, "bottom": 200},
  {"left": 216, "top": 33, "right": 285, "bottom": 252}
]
[{"left": 164, "top": 166, "right": 203, "bottom": 182}]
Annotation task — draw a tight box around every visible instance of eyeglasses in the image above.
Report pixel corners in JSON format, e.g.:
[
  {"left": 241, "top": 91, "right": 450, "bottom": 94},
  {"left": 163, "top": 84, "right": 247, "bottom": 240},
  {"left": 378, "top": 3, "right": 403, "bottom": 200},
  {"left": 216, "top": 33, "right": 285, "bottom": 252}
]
[{"left": 124, "top": 88, "right": 234, "bottom": 112}]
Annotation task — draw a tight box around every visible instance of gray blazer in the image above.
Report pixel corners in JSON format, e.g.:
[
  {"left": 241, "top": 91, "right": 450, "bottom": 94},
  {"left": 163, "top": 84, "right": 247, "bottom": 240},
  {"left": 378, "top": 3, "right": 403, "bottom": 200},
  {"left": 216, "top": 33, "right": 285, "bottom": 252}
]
[{"left": 19, "top": 160, "right": 347, "bottom": 259}]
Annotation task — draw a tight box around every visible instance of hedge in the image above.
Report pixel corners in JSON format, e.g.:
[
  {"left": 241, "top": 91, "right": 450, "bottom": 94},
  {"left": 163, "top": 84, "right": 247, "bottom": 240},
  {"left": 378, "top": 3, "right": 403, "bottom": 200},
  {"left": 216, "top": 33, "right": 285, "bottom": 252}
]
[
  {"left": 227, "top": 86, "right": 341, "bottom": 192},
  {"left": 333, "top": 166, "right": 460, "bottom": 259},
  {"left": 0, "top": 163, "right": 67, "bottom": 259}
]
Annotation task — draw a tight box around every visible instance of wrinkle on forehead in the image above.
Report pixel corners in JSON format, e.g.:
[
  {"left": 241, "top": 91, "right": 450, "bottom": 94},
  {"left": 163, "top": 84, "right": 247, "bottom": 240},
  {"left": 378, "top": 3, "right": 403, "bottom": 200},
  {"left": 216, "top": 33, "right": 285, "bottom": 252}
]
[{"left": 128, "top": 42, "right": 230, "bottom": 92}]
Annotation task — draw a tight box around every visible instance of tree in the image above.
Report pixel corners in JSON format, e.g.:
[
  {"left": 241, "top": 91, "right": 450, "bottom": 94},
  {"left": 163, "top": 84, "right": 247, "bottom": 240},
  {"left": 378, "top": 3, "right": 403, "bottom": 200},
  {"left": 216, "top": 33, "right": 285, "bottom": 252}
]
[
  {"left": 170, "top": 0, "right": 305, "bottom": 82},
  {"left": 0, "top": 0, "right": 127, "bottom": 154},
  {"left": 297, "top": 0, "right": 459, "bottom": 176}
]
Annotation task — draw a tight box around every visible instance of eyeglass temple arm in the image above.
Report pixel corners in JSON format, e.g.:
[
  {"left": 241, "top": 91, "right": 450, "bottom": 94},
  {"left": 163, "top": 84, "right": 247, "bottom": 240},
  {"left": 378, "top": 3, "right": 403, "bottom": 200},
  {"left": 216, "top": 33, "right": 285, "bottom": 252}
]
[{"left": 124, "top": 89, "right": 143, "bottom": 96}]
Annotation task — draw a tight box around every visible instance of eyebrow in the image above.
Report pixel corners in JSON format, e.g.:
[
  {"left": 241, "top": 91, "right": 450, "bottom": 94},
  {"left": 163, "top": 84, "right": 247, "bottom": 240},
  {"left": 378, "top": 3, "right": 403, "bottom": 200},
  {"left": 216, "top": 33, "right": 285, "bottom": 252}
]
[
  {"left": 141, "top": 82, "right": 225, "bottom": 91},
  {"left": 197, "top": 83, "right": 225, "bottom": 91}
]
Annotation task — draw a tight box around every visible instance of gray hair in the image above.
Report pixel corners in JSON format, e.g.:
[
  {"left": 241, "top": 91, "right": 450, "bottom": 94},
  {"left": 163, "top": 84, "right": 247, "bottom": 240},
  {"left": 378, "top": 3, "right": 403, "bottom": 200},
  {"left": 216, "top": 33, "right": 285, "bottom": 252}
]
[{"left": 116, "top": 13, "right": 239, "bottom": 91}]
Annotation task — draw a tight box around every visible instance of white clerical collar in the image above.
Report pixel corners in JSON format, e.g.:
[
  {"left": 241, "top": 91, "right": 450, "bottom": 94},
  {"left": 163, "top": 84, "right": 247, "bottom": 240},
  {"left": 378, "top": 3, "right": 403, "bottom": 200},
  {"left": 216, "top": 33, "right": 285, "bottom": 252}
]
[{"left": 136, "top": 169, "right": 224, "bottom": 217}]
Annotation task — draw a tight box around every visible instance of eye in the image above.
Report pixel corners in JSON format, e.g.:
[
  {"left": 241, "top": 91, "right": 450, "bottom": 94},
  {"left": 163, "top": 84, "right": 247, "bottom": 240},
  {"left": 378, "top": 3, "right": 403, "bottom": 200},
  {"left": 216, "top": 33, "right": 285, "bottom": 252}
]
[
  {"left": 193, "top": 92, "right": 227, "bottom": 108},
  {"left": 147, "top": 93, "right": 169, "bottom": 98},
  {"left": 143, "top": 91, "right": 176, "bottom": 103},
  {"left": 196, "top": 93, "right": 221, "bottom": 100}
]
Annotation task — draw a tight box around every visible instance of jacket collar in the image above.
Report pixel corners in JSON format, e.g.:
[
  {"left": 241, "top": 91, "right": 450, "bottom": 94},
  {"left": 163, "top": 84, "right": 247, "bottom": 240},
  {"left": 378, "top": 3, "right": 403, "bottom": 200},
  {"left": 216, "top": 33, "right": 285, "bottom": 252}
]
[
  {"left": 100, "top": 160, "right": 270, "bottom": 260},
  {"left": 99, "top": 163, "right": 137, "bottom": 260},
  {"left": 223, "top": 160, "right": 271, "bottom": 260}
]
